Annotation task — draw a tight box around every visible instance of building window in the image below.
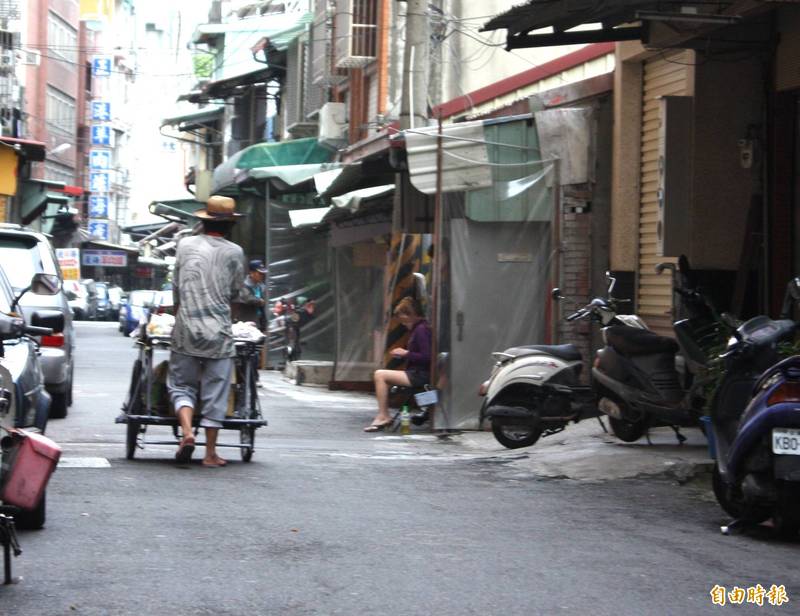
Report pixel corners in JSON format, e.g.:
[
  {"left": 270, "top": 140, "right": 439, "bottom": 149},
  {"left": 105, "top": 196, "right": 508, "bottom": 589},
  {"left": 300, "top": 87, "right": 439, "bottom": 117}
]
[
  {"left": 45, "top": 86, "right": 77, "bottom": 135},
  {"left": 44, "top": 161, "right": 75, "bottom": 184},
  {"left": 48, "top": 12, "right": 78, "bottom": 66}
]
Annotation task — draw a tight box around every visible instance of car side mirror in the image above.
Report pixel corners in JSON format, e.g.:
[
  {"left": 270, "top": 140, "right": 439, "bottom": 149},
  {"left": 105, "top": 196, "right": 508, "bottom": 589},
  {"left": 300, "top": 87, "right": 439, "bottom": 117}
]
[
  {"left": 32, "top": 310, "right": 65, "bottom": 334},
  {"left": 31, "top": 273, "right": 61, "bottom": 296}
]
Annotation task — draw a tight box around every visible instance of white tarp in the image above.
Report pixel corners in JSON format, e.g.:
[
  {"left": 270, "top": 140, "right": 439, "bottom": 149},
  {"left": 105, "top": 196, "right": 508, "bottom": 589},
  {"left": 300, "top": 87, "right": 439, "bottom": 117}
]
[{"left": 404, "top": 121, "right": 493, "bottom": 194}]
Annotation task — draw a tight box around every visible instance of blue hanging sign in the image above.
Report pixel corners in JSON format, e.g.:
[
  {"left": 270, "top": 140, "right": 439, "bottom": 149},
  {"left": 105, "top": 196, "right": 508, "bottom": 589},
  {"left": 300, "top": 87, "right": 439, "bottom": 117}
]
[
  {"left": 89, "top": 171, "right": 110, "bottom": 193},
  {"left": 90, "top": 124, "right": 112, "bottom": 146},
  {"left": 87, "top": 220, "right": 109, "bottom": 241},
  {"left": 89, "top": 149, "right": 112, "bottom": 170},
  {"left": 88, "top": 195, "right": 109, "bottom": 218},
  {"left": 91, "top": 101, "right": 111, "bottom": 121},
  {"left": 92, "top": 56, "right": 112, "bottom": 77}
]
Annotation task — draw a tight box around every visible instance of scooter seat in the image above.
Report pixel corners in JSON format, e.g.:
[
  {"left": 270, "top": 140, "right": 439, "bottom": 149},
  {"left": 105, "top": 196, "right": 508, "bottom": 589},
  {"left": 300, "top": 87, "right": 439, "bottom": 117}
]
[
  {"left": 605, "top": 325, "right": 679, "bottom": 357},
  {"left": 505, "top": 344, "right": 582, "bottom": 362}
]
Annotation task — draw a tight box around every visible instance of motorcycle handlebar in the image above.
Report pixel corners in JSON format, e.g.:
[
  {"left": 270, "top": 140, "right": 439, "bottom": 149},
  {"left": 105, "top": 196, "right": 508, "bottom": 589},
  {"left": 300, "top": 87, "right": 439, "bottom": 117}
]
[{"left": 565, "top": 310, "right": 585, "bottom": 322}]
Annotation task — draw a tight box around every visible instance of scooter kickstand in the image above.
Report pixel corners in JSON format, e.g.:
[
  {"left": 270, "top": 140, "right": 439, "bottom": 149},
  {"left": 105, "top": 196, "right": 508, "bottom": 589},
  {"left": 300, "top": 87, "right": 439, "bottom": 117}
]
[{"left": 596, "top": 415, "right": 608, "bottom": 434}]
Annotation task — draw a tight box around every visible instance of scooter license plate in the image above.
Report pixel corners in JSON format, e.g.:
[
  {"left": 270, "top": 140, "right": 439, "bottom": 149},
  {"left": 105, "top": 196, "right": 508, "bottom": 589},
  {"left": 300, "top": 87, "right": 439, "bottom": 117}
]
[{"left": 772, "top": 429, "right": 800, "bottom": 455}]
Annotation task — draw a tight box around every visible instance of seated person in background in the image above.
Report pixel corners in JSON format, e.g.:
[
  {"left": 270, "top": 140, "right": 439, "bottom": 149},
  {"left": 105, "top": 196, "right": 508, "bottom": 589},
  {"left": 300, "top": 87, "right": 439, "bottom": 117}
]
[{"left": 364, "top": 297, "right": 431, "bottom": 432}]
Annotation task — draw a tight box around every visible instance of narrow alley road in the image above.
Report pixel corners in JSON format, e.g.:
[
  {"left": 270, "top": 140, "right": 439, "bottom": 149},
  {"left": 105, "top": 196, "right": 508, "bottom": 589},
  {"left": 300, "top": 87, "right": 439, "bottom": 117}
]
[{"left": 3, "top": 322, "right": 797, "bottom": 616}]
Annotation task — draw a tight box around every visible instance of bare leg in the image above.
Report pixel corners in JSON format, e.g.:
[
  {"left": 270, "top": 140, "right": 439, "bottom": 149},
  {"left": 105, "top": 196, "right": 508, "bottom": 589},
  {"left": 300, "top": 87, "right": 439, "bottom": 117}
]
[
  {"left": 177, "top": 406, "right": 193, "bottom": 440},
  {"left": 368, "top": 369, "right": 412, "bottom": 426},
  {"left": 175, "top": 406, "right": 196, "bottom": 462},
  {"left": 203, "top": 428, "right": 226, "bottom": 466}
]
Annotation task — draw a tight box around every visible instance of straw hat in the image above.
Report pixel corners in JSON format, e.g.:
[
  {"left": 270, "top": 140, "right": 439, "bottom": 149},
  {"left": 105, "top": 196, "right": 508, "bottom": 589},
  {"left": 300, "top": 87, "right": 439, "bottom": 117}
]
[{"left": 194, "top": 195, "right": 244, "bottom": 220}]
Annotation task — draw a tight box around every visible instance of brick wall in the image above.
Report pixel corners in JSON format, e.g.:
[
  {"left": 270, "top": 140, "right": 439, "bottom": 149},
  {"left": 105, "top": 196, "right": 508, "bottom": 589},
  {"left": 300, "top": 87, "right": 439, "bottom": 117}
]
[{"left": 557, "top": 191, "right": 593, "bottom": 382}]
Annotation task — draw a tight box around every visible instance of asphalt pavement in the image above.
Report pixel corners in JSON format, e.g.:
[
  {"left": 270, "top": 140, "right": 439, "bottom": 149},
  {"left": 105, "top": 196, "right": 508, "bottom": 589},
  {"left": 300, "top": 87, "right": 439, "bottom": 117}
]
[{"left": 2, "top": 322, "right": 797, "bottom": 616}]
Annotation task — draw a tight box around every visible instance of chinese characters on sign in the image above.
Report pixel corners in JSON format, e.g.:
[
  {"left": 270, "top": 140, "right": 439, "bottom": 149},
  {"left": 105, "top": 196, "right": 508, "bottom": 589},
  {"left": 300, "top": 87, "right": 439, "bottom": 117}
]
[
  {"left": 91, "top": 101, "right": 111, "bottom": 121},
  {"left": 92, "top": 56, "right": 112, "bottom": 77},
  {"left": 89, "top": 172, "right": 110, "bottom": 193},
  {"left": 89, "top": 149, "right": 111, "bottom": 170},
  {"left": 82, "top": 250, "right": 127, "bottom": 268},
  {"left": 710, "top": 584, "right": 789, "bottom": 607},
  {"left": 87, "top": 220, "right": 109, "bottom": 241},
  {"left": 88, "top": 196, "right": 109, "bottom": 218},
  {"left": 55, "top": 248, "right": 81, "bottom": 281},
  {"left": 90, "top": 125, "right": 112, "bottom": 147}
]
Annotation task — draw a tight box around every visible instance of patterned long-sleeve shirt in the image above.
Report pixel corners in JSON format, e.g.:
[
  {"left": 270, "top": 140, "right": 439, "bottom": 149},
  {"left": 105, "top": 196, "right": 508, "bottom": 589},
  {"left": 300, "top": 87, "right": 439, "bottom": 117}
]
[{"left": 171, "top": 234, "right": 245, "bottom": 358}]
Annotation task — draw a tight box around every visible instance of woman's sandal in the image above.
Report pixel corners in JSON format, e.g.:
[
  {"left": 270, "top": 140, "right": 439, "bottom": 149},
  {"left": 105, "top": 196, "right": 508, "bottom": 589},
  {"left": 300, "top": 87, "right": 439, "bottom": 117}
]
[
  {"left": 363, "top": 420, "right": 392, "bottom": 433},
  {"left": 175, "top": 436, "right": 196, "bottom": 463}
]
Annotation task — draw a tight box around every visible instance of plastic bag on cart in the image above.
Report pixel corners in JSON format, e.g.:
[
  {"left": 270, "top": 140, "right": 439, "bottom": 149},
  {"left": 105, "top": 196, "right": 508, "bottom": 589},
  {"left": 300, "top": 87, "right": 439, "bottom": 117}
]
[
  {"left": 147, "top": 313, "right": 175, "bottom": 337},
  {"left": 232, "top": 320, "right": 264, "bottom": 342}
]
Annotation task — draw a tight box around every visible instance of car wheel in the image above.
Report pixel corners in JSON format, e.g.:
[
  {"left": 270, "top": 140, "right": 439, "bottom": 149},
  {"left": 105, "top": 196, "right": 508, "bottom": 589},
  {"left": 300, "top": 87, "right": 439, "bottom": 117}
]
[
  {"left": 15, "top": 493, "right": 46, "bottom": 530},
  {"left": 49, "top": 391, "right": 68, "bottom": 419}
]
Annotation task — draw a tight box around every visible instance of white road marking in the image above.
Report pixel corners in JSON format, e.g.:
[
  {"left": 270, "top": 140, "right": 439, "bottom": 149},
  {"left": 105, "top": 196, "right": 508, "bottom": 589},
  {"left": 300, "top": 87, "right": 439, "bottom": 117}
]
[{"left": 58, "top": 457, "right": 111, "bottom": 468}]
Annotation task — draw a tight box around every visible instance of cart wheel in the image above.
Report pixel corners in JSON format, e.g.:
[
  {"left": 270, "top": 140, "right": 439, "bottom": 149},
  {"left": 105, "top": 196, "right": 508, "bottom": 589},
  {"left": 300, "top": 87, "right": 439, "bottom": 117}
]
[
  {"left": 126, "top": 421, "right": 141, "bottom": 459},
  {"left": 240, "top": 426, "right": 255, "bottom": 462},
  {"left": 124, "top": 359, "right": 143, "bottom": 414}
]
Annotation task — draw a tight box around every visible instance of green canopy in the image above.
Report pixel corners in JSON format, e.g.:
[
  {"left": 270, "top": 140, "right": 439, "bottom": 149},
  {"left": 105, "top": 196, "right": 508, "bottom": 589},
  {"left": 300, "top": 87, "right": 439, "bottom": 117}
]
[{"left": 212, "top": 138, "right": 335, "bottom": 192}]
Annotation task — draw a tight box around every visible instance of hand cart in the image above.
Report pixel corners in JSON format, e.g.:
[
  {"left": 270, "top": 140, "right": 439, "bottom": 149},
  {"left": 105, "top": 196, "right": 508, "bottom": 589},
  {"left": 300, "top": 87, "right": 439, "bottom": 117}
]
[{"left": 115, "top": 327, "right": 267, "bottom": 462}]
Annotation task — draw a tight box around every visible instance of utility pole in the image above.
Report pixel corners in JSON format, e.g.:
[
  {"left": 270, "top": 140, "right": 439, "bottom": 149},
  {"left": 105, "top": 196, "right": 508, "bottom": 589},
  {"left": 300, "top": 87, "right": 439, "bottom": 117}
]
[{"left": 399, "top": 0, "right": 428, "bottom": 130}]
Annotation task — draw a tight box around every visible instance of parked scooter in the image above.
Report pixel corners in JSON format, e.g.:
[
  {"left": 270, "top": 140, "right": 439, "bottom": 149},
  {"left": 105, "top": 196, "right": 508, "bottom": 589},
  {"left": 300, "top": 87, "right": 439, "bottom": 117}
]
[
  {"left": 0, "top": 273, "right": 65, "bottom": 582},
  {"left": 711, "top": 278, "right": 800, "bottom": 536},
  {"left": 592, "top": 256, "right": 727, "bottom": 442},
  {"left": 479, "top": 274, "right": 643, "bottom": 449},
  {"left": 272, "top": 297, "right": 315, "bottom": 362}
]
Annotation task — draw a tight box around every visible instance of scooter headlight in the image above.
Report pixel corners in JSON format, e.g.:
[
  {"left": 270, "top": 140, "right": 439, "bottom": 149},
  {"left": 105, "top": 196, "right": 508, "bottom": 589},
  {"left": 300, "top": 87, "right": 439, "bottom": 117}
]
[{"left": 767, "top": 381, "right": 800, "bottom": 406}]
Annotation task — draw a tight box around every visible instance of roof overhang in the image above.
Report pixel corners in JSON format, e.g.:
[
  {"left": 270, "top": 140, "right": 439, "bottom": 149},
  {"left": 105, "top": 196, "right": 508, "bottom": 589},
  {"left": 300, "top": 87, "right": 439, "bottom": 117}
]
[
  {"left": 19, "top": 179, "right": 69, "bottom": 225},
  {"left": 0, "top": 137, "right": 46, "bottom": 162},
  {"left": 179, "top": 65, "right": 282, "bottom": 104},
  {"left": 212, "top": 138, "right": 335, "bottom": 193},
  {"left": 161, "top": 106, "right": 224, "bottom": 131},
  {"left": 481, "top": 0, "right": 745, "bottom": 49}
]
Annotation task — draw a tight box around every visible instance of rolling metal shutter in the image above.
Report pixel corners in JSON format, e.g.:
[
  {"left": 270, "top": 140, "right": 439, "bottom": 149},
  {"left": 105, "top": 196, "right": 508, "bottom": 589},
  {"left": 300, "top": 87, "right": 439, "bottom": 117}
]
[{"left": 637, "top": 52, "right": 691, "bottom": 335}]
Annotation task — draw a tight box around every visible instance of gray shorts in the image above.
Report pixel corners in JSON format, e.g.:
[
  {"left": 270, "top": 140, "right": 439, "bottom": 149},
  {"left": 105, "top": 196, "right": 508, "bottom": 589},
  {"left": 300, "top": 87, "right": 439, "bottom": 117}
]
[{"left": 167, "top": 352, "right": 234, "bottom": 428}]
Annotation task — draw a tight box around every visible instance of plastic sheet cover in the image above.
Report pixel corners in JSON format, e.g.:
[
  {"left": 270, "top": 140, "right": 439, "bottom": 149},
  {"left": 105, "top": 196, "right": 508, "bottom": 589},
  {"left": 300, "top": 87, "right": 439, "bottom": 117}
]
[
  {"left": 434, "top": 175, "right": 554, "bottom": 431},
  {"left": 332, "top": 241, "right": 386, "bottom": 382},
  {"left": 264, "top": 195, "right": 334, "bottom": 367}
]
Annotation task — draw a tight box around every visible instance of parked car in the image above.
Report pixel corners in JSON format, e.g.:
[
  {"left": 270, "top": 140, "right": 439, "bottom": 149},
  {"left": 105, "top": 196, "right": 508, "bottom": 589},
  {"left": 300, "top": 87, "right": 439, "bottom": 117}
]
[
  {"left": 0, "top": 269, "right": 65, "bottom": 529},
  {"left": 63, "top": 279, "right": 89, "bottom": 319},
  {"left": 95, "top": 282, "right": 112, "bottom": 320},
  {"left": 0, "top": 225, "right": 75, "bottom": 418}
]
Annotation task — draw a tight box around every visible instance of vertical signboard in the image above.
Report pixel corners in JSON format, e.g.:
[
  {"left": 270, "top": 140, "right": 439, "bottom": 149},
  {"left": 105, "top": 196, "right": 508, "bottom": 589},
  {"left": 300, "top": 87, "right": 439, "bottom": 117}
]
[
  {"left": 88, "top": 220, "right": 110, "bottom": 241},
  {"left": 55, "top": 248, "right": 81, "bottom": 281}
]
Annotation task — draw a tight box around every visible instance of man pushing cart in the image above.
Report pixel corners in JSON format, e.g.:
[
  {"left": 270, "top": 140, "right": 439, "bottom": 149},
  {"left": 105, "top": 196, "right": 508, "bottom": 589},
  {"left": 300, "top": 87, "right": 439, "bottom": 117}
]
[{"left": 117, "top": 195, "right": 267, "bottom": 466}]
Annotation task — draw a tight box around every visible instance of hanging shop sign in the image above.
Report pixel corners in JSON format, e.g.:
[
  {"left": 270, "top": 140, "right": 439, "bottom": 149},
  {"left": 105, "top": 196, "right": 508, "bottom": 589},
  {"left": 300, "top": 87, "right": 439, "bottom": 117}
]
[{"left": 82, "top": 249, "right": 127, "bottom": 268}]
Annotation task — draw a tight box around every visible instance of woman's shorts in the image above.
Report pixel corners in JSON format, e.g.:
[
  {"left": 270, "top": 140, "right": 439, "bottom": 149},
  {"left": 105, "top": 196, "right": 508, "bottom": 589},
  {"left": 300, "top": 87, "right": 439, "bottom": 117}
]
[{"left": 405, "top": 368, "right": 430, "bottom": 388}]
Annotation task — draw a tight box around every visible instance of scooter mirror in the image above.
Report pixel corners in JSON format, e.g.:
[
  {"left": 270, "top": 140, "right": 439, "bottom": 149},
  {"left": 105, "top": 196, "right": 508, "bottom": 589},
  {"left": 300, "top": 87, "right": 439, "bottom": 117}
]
[
  {"left": 551, "top": 288, "right": 564, "bottom": 301},
  {"left": 789, "top": 277, "right": 800, "bottom": 301},
  {"left": 605, "top": 272, "right": 616, "bottom": 296}
]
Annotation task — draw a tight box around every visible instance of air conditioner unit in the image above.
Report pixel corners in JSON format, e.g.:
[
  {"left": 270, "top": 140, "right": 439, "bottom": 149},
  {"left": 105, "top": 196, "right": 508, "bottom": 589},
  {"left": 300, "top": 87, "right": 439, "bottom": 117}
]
[
  {"left": 334, "top": 0, "right": 377, "bottom": 69},
  {"left": 318, "top": 102, "right": 347, "bottom": 146},
  {"left": 16, "top": 48, "right": 40, "bottom": 66}
]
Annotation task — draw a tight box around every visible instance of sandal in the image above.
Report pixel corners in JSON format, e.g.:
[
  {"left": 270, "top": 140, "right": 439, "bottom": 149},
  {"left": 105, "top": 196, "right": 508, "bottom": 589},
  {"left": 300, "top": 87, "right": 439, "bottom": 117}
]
[
  {"left": 175, "top": 436, "right": 195, "bottom": 464},
  {"left": 202, "top": 455, "right": 227, "bottom": 468},
  {"left": 363, "top": 420, "right": 392, "bottom": 432}
]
